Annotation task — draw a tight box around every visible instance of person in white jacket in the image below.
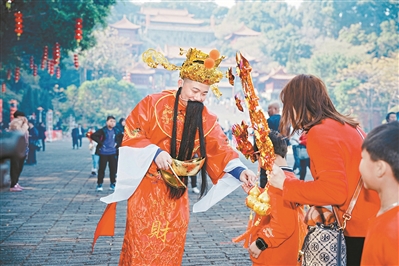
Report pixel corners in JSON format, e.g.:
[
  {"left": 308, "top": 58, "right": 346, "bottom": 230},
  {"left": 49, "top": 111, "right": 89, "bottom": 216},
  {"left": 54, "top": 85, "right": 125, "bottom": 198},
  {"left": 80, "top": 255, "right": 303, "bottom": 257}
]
[{"left": 9, "top": 111, "right": 29, "bottom": 192}]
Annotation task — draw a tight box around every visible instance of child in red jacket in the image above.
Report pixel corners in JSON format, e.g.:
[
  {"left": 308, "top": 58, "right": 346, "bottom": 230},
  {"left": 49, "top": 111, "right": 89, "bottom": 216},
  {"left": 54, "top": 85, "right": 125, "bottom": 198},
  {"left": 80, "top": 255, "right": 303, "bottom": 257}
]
[
  {"left": 360, "top": 121, "right": 399, "bottom": 266},
  {"left": 235, "top": 130, "right": 306, "bottom": 266}
]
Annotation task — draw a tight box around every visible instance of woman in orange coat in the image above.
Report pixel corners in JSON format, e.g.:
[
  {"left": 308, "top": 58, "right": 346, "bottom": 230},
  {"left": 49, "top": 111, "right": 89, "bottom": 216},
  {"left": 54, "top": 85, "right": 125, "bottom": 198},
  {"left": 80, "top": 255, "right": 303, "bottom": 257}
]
[{"left": 268, "top": 74, "right": 380, "bottom": 265}]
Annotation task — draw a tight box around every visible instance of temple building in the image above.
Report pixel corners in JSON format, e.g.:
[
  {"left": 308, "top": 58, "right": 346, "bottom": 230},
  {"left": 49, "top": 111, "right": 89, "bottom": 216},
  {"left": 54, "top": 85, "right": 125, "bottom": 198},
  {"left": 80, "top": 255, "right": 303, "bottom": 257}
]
[
  {"left": 225, "top": 23, "right": 261, "bottom": 45},
  {"left": 109, "top": 15, "right": 142, "bottom": 55},
  {"left": 137, "top": 7, "right": 216, "bottom": 47},
  {"left": 257, "top": 67, "right": 295, "bottom": 101}
]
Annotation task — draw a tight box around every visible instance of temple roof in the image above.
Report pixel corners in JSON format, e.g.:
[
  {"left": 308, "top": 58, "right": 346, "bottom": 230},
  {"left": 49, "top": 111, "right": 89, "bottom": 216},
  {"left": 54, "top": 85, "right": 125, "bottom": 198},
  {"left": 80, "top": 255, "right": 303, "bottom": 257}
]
[
  {"left": 110, "top": 15, "right": 140, "bottom": 30},
  {"left": 140, "top": 7, "right": 191, "bottom": 17},
  {"left": 140, "top": 7, "right": 204, "bottom": 25},
  {"left": 127, "top": 62, "right": 156, "bottom": 75},
  {"left": 258, "top": 67, "right": 296, "bottom": 83},
  {"left": 225, "top": 24, "right": 261, "bottom": 39},
  {"left": 150, "top": 15, "right": 203, "bottom": 24}
]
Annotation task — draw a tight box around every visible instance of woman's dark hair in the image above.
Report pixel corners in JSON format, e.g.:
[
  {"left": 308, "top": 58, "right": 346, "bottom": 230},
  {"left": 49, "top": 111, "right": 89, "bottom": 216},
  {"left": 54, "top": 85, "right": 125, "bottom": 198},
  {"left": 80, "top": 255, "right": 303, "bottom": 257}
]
[
  {"left": 279, "top": 74, "right": 358, "bottom": 136},
  {"left": 169, "top": 87, "right": 207, "bottom": 199},
  {"left": 362, "top": 121, "right": 399, "bottom": 182}
]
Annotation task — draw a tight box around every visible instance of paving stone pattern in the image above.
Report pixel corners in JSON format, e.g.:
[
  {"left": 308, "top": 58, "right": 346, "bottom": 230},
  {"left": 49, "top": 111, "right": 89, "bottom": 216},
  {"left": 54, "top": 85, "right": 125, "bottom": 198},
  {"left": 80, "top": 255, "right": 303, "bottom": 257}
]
[{"left": 0, "top": 138, "right": 302, "bottom": 265}]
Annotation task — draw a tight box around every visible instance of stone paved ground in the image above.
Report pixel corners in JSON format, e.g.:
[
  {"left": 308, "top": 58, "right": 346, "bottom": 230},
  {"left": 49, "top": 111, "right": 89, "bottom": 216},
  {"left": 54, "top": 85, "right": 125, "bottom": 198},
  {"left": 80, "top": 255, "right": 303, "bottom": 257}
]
[{"left": 0, "top": 138, "right": 305, "bottom": 266}]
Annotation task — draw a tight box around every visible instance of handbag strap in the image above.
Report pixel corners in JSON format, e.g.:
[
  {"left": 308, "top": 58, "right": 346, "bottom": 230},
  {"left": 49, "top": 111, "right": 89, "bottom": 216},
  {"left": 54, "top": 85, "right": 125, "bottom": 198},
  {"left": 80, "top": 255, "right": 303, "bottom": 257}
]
[{"left": 333, "top": 127, "right": 365, "bottom": 229}]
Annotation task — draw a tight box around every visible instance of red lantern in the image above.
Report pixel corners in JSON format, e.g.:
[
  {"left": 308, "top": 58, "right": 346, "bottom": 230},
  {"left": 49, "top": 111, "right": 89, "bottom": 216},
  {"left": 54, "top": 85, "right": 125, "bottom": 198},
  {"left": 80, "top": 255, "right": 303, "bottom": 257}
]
[
  {"left": 73, "top": 54, "right": 79, "bottom": 69},
  {"left": 2, "top": 83, "right": 6, "bottom": 93},
  {"left": 75, "top": 18, "right": 83, "bottom": 43},
  {"left": 56, "top": 66, "right": 61, "bottom": 79},
  {"left": 53, "top": 42, "right": 61, "bottom": 64},
  {"left": 43, "top": 46, "right": 48, "bottom": 61},
  {"left": 7, "top": 69, "right": 11, "bottom": 80},
  {"left": 30, "top": 56, "right": 34, "bottom": 69},
  {"left": 14, "top": 11, "right": 23, "bottom": 38},
  {"left": 48, "top": 60, "right": 54, "bottom": 76},
  {"left": 33, "top": 64, "right": 38, "bottom": 77},
  {"left": 41, "top": 46, "right": 48, "bottom": 70},
  {"left": 14, "top": 67, "right": 20, "bottom": 83}
]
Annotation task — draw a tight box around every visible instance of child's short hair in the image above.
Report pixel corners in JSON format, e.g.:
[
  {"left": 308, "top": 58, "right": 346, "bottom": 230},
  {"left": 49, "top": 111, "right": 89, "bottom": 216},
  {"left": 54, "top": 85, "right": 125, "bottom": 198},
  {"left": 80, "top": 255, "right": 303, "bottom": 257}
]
[
  {"left": 268, "top": 130, "right": 288, "bottom": 158},
  {"left": 362, "top": 121, "right": 399, "bottom": 182}
]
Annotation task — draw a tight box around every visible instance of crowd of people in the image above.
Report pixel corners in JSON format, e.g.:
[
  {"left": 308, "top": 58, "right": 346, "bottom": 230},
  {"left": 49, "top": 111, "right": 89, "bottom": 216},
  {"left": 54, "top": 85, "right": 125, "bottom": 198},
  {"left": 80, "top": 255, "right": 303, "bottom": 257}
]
[
  {"left": 89, "top": 47, "right": 398, "bottom": 266},
  {"left": 2, "top": 46, "right": 397, "bottom": 266}
]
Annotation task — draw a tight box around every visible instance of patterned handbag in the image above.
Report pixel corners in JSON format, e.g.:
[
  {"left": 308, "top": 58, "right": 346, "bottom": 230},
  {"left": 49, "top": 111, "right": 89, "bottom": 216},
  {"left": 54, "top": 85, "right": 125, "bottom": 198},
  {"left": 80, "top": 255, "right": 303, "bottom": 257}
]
[{"left": 300, "top": 220, "right": 346, "bottom": 266}]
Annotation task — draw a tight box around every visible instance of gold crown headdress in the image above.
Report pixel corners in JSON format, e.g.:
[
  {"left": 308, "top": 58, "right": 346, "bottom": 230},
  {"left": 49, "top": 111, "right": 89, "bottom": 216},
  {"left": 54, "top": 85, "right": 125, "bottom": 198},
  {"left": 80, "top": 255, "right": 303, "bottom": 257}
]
[{"left": 142, "top": 48, "right": 226, "bottom": 98}]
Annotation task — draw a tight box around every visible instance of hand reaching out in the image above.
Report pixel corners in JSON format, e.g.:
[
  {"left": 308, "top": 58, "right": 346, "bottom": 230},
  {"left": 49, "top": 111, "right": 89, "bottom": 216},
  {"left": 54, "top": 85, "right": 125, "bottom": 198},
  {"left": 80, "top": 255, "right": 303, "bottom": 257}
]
[
  {"left": 239, "top": 169, "right": 257, "bottom": 187},
  {"left": 154, "top": 151, "right": 172, "bottom": 171}
]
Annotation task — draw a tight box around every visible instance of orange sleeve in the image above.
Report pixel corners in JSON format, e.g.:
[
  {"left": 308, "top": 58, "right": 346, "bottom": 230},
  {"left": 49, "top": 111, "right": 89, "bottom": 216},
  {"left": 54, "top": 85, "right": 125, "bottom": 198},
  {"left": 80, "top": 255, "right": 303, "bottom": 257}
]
[
  {"left": 283, "top": 124, "right": 348, "bottom": 206},
  {"left": 122, "top": 96, "right": 154, "bottom": 148}
]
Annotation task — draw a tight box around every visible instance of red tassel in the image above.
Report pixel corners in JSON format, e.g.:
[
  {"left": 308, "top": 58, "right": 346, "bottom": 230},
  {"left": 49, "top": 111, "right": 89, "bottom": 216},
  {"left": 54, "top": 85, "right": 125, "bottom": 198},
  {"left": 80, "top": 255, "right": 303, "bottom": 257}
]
[
  {"left": 232, "top": 212, "right": 262, "bottom": 248},
  {"left": 92, "top": 202, "right": 117, "bottom": 252}
]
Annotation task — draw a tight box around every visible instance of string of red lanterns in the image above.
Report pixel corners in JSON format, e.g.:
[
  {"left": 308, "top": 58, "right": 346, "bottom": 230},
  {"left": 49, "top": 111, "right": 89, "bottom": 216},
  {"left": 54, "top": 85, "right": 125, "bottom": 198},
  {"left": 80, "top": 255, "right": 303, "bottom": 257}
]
[
  {"left": 75, "top": 18, "right": 83, "bottom": 43},
  {"left": 14, "top": 67, "right": 20, "bottom": 83},
  {"left": 74, "top": 54, "right": 79, "bottom": 69},
  {"left": 14, "top": 11, "right": 23, "bottom": 39},
  {"left": 53, "top": 42, "right": 61, "bottom": 65},
  {"left": 56, "top": 66, "right": 61, "bottom": 79},
  {"left": 33, "top": 64, "right": 38, "bottom": 77},
  {"left": 29, "top": 56, "right": 34, "bottom": 69},
  {"left": 41, "top": 46, "right": 48, "bottom": 70},
  {"left": 3, "top": 16, "right": 84, "bottom": 87}
]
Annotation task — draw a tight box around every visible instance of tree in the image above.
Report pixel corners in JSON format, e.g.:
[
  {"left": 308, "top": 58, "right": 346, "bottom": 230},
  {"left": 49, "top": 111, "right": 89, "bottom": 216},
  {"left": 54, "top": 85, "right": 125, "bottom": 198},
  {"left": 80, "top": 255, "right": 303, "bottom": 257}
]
[
  {"left": 0, "top": 0, "right": 117, "bottom": 69},
  {"left": 58, "top": 77, "right": 141, "bottom": 127},
  {"left": 333, "top": 54, "right": 398, "bottom": 131},
  {"left": 80, "top": 28, "right": 135, "bottom": 81}
]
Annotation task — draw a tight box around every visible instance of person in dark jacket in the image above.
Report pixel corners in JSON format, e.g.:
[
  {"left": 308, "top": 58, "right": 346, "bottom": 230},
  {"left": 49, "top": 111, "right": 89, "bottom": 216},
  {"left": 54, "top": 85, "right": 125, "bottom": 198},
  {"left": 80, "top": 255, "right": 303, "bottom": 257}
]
[
  {"left": 116, "top": 118, "right": 125, "bottom": 134},
  {"left": 37, "top": 122, "right": 46, "bottom": 151},
  {"left": 26, "top": 120, "right": 39, "bottom": 165},
  {"left": 90, "top": 116, "right": 123, "bottom": 192}
]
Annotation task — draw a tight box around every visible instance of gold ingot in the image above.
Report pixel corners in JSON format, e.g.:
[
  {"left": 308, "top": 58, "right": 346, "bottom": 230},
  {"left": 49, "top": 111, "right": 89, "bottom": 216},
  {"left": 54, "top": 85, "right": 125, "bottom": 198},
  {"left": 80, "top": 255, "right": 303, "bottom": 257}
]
[
  {"left": 248, "top": 185, "right": 261, "bottom": 197},
  {"left": 159, "top": 157, "right": 205, "bottom": 188},
  {"left": 246, "top": 195, "right": 257, "bottom": 209},
  {"left": 170, "top": 157, "right": 205, "bottom": 176},
  {"left": 258, "top": 189, "right": 270, "bottom": 204},
  {"left": 253, "top": 202, "right": 271, "bottom": 216},
  {"left": 159, "top": 169, "right": 187, "bottom": 188}
]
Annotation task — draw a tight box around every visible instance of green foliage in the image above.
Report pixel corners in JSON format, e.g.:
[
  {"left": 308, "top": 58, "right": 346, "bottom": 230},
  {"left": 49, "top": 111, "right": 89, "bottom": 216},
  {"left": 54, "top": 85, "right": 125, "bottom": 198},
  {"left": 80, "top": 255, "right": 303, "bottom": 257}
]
[
  {"left": 333, "top": 54, "right": 399, "bottom": 131},
  {"left": 0, "top": 0, "right": 117, "bottom": 68},
  {"left": 333, "top": 78, "right": 361, "bottom": 114},
  {"left": 57, "top": 77, "right": 141, "bottom": 126},
  {"left": 81, "top": 28, "right": 134, "bottom": 80}
]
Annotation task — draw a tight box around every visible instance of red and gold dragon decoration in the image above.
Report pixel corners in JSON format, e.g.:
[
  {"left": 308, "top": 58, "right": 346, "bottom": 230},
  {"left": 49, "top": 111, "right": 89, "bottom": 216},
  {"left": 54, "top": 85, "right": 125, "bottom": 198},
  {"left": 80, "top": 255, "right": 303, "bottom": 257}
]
[{"left": 230, "top": 52, "right": 276, "bottom": 247}]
